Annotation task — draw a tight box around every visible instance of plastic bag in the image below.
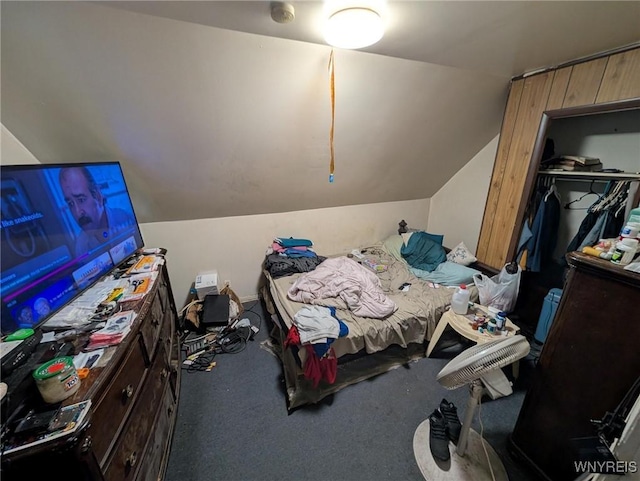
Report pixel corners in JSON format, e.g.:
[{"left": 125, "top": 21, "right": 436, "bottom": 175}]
[{"left": 472, "top": 263, "right": 522, "bottom": 313}]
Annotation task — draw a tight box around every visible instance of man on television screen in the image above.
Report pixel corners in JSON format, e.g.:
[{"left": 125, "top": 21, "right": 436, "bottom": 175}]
[{"left": 59, "top": 166, "right": 135, "bottom": 256}]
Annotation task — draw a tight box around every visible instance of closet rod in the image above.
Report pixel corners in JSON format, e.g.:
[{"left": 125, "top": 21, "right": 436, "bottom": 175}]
[{"left": 538, "top": 171, "right": 640, "bottom": 182}]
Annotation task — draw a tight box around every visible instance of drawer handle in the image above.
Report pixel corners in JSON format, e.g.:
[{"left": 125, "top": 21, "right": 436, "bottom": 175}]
[
  {"left": 81, "top": 435, "right": 92, "bottom": 453},
  {"left": 122, "top": 384, "right": 134, "bottom": 400},
  {"left": 126, "top": 451, "right": 138, "bottom": 468}
]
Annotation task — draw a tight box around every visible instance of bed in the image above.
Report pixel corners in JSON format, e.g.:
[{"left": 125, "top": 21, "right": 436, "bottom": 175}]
[{"left": 260, "top": 232, "right": 482, "bottom": 411}]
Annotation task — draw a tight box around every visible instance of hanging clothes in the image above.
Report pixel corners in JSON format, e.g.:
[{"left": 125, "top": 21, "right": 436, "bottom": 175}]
[
  {"left": 566, "top": 210, "right": 599, "bottom": 253},
  {"left": 526, "top": 183, "right": 561, "bottom": 272},
  {"left": 566, "top": 180, "right": 631, "bottom": 253}
]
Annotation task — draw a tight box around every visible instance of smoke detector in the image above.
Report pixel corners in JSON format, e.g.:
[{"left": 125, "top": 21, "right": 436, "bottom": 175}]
[{"left": 271, "top": 2, "right": 295, "bottom": 24}]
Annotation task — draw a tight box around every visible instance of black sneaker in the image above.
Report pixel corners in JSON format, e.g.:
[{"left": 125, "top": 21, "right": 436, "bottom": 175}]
[
  {"left": 440, "top": 398, "right": 462, "bottom": 445},
  {"left": 428, "top": 409, "right": 450, "bottom": 461}
]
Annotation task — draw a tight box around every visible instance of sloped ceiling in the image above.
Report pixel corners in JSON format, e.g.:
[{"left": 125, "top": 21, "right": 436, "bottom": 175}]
[{"left": 2, "top": 1, "right": 639, "bottom": 224}]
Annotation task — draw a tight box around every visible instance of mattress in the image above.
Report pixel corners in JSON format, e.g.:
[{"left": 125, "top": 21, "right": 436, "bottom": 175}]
[
  {"left": 267, "top": 245, "right": 464, "bottom": 359},
  {"left": 261, "top": 244, "right": 479, "bottom": 409}
]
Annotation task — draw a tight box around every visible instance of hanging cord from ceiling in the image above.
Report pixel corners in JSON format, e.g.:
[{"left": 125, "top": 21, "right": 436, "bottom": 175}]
[{"left": 328, "top": 49, "right": 335, "bottom": 183}]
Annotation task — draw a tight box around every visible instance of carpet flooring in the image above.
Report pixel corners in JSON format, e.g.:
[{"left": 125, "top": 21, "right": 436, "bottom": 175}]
[{"left": 165, "top": 301, "right": 541, "bottom": 481}]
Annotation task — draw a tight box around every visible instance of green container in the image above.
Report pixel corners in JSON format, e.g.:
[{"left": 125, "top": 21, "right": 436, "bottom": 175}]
[
  {"left": 33, "top": 356, "right": 81, "bottom": 403},
  {"left": 628, "top": 206, "right": 640, "bottom": 224}
]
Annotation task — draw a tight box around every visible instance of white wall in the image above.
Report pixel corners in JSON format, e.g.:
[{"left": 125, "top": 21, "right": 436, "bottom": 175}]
[
  {"left": 2, "top": 122, "right": 430, "bottom": 307},
  {"left": 140, "top": 199, "right": 430, "bottom": 307},
  {"left": 1, "top": 125, "right": 41, "bottom": 165},
  {"left": 427, "top": 135, "right": 499, "bottom": 253}
]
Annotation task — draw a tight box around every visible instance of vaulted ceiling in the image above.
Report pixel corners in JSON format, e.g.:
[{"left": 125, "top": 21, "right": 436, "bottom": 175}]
[{"left": 2, "top": 1, "right": 639, "bottom": 223}]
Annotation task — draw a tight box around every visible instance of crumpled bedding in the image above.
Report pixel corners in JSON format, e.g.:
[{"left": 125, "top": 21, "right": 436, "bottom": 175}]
[
  {"left": 287, "top": 256, "right": 397, "bottom": 319},
  {"left": 268, "top": 244, "right": 479, "bottom": 359}
]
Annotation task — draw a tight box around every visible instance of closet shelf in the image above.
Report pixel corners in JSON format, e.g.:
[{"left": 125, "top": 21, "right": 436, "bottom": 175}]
[{"left": 538, "top": 170, "right": 640, "bottom": 182}]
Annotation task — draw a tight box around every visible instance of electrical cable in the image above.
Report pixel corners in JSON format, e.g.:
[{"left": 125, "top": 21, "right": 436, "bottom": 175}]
[
  {"left": 179, "top": 299, "right": 201, "bottom": 317},
  {"left": 182, "top": 348, "right": 217, "bottom": 373},
  {"left": 181, "top": 300, "right": 265, "bottom": 371},
  {"left": 241, "top": 300, "right": 263, "bottom": 336},
  {"left": 478, "top": 396, "right": 497, "bottom": 481}
]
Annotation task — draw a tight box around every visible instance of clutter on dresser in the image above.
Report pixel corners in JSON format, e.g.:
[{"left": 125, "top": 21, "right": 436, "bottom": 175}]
[{"left": 580, "top": 206, "right": 640, "bottom": 267}]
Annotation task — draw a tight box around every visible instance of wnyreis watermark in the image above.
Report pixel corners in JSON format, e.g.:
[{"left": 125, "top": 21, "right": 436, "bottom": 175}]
[{"left": 574, "top": 460, "right": 638, "bottom": 474}]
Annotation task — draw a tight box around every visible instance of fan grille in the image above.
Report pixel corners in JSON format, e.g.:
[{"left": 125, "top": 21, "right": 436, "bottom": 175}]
[{"left": 437, "top": 335, "right": 530, "bottom": 389}]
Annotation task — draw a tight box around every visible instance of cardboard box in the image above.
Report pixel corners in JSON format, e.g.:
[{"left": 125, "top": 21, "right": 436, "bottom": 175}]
[{"left": 195, "top": 270, "right": 219, "bottom": 299}]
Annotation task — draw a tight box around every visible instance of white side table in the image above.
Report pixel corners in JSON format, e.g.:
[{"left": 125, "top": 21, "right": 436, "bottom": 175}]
[{"left": 427, "top": 303, "right": 521, "bottom": 376}]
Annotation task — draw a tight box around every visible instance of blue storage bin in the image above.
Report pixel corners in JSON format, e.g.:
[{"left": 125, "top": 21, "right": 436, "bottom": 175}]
[{"left": 534, "top": 288, "right": 563, "bottom": 344}]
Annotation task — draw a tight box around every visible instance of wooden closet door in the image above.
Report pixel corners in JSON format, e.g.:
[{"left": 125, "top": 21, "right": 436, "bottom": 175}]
[
  {"left": 475, "top": 46, "right": 640, "bottom": 270},
  {"left": 476, "top": 73, "right": 554, "bottom": 269}
]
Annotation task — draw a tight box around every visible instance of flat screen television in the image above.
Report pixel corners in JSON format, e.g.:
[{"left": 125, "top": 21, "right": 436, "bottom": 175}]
[{"left": 1, "top": 162, "right": 144, "bottom": 336}]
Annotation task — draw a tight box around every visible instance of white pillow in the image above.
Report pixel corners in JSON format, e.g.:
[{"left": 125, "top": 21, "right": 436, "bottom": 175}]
[{"left": 446, "top": 242, "right": 477, "bottom": 266}]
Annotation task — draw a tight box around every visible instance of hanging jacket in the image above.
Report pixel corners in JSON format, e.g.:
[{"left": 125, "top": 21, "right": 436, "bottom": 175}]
[{"left": 526, "top": 191, "right": 561, "bottom": 272}]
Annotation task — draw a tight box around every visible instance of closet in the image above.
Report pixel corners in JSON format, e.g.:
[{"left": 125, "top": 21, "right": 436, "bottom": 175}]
[
  {"left": 476, "top": 45, "right": 640, "bottom": 271},
  {"left": 472, "top": 44, "right": 640, "bottom": 480},
  {"left": 516, "top": 109, "right": 640, "bottom": 317},
  {"left": 473, "top": 44, "right": 640, "bottom": 330}
]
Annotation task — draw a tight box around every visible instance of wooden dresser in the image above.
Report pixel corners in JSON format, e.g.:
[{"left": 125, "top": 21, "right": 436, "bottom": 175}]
[
  {"left": 1, "top": 260, "right": 181, "bottom": 481},
  {"left": 510, "top": 252, "right": 640, "bottom": 480}
]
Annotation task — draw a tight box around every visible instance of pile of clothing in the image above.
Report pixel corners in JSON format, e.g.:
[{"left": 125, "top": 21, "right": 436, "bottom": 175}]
[
  {"left": 284, "top": 305, "right": 349, "bottom": 387},
  {"left": 264, "top": 237, "right": 326, "bottom": 279}
]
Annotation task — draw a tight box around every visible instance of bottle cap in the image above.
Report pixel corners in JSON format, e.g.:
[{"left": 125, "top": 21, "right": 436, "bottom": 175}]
[{"left": 460, "top": 284, "right": 467, "bottom": 290}]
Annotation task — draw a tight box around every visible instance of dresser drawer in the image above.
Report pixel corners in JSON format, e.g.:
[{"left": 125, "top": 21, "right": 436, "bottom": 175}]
[
  {"left": 140, "top": 290, "right": 164, "bottom": 362},
  {"left": 157, "top": 276, "right": 169, "bottom": 314},
  {"left": 104, "top": 343, "right": 171, "bottom": 481},
  {"left": 137, "top": 384, "right": 176, "bottom": 481},
  {"left": 88, "top": 340, "right": 147, "bottom": 466}
]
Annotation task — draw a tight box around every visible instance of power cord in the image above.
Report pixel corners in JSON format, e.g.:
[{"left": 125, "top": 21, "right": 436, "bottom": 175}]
[
  {"left": 182, "top": 347, "right": 217, "bottom": 373},
  {"left": 181, "top": 300, "right": 264, "bottom": 372},
  {"left": 478, "top": 397, "right": 497, "bottom": 481}
]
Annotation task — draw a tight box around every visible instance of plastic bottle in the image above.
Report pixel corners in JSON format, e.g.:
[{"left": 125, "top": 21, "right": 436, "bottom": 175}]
[
  {"left": 451, "top": 284, "right": 471, "bottom": 315},
  {"left": 627, "top": 206, "right": 640, "bottom": 225},
  {"left": 611, "top": 238, "right": 639, "bottom": 266},
  {"left": 620, "top": 222, "right": 640, "bottom": 239},
  {"left": 495, "top": 312, "right": 506, "bottom": 331}
]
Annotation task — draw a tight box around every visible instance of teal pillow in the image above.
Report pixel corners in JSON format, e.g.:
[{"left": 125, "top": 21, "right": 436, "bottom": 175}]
[
  {"left": 422, "top": 231, "right": 444, "bottom": 246},
  {"left": 410, "top": 261, "right": 480, "bottom": 286},
  {"left": 404, "top": 230, "right": 444, "bottom": 245},
  {"left": 401, "top": 231, "right": 446, "bottom": 271}
]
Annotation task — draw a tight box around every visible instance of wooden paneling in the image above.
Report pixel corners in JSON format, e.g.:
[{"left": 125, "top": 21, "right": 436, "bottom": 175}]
[
  {"left": 562, "top": 57, "right": 608, "bottom": 108},
  {"left": 546, "top": 67, "right": 572, "bottom": 110},
  {"left": 476, "top": 80, "right": 524, "bottom": 263},
  {"left": 477, "top": 47, "right": 639, "bottom": 270},
  {"left": 596, "top": 48, "right": 640, "bottom": 103},
  {"left": 484, "top": 73, "right": 554, "bottom": 268}
]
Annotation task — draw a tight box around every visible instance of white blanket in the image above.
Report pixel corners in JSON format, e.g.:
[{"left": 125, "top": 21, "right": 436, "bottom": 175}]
[{"left": 287, "top": 256, "right": 397, "bottom": 318}]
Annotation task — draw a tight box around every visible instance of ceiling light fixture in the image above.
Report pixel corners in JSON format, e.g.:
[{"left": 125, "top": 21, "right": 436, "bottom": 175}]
[{"left": 323, "top": 7, "right": 384, "bottom": 50}]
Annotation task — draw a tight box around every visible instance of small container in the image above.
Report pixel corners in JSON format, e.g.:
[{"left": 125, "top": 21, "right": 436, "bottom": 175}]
[
  {"left": 611, "top": 239, "right": 638, "bottom": 266},
  {"left": 451, "top": 284, "right": 471, "bottom": 315},
  {"left": 33, "top": 357, "right": 81, "bottom": 404},
  {"left": 620, "top": 222, "right": 640, "bottom": 239},
  {"left": 487, "top": 320, "right": 497, "bottom": 334},
  {"left": 495, "top": 312, "right": 506, "bottom": 331},
  {"left": 627, "top": 206, "right": 640, "bottom": 225}
]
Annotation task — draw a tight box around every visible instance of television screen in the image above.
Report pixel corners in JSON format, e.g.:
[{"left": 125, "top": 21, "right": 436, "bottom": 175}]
[{"left": 1, "top": 162, "right": 144, "bottom": 335}]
